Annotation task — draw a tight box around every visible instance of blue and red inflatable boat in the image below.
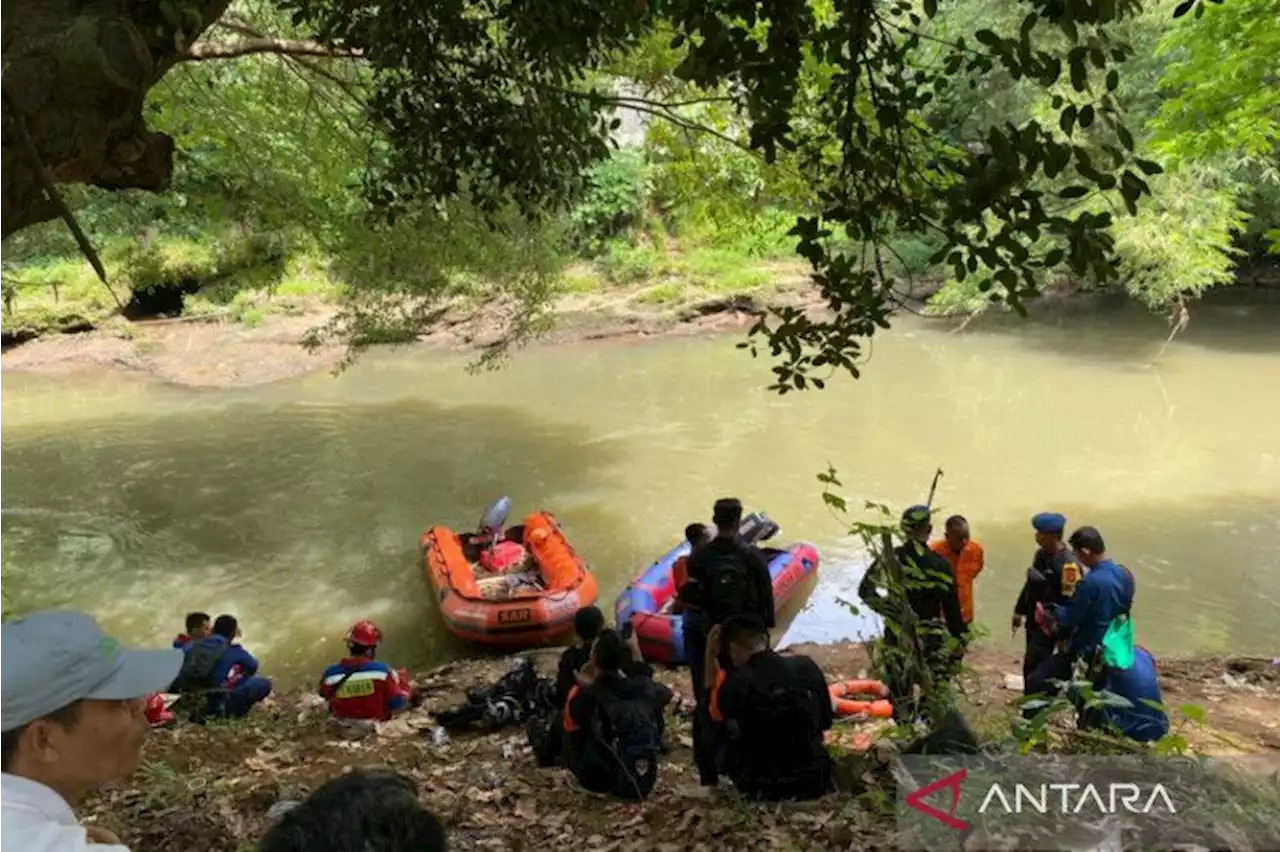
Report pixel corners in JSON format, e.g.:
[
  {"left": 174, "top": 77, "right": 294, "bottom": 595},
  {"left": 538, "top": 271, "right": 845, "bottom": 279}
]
[{"left": 615, "top": 528, "right": 820, "bottom": 666}]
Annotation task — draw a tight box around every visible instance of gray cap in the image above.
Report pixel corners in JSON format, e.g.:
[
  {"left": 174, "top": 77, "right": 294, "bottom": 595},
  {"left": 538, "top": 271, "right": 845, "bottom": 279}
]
[{"left": 1, "top": 610, "right": 183, "bottom": 732}]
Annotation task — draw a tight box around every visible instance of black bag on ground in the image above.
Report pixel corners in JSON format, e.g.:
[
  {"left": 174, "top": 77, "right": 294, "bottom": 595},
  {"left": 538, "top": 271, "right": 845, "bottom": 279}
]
[
  {"left": 437, "top": 659, "right": 555, "bottom": 734},
  {"left": 526, "top": 711, "right": 561, "bottom": 768},
  {"left": 590, "top": 690, "right": 661, "bottom": 800}
]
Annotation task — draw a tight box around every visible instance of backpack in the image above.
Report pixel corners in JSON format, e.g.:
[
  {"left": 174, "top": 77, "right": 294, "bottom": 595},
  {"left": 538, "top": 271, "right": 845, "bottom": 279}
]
[
  {"left": 704, "top": 547, "right": 753, "bottom": 623},
  {"left": 170, "top": 637, "right": 228, "bottom": 693},
  {"left": 743, "top": 671, "right": 819, "bottom": 759},
  {"left": 591, "top": 688, "right": 661, "bottom": 800}
]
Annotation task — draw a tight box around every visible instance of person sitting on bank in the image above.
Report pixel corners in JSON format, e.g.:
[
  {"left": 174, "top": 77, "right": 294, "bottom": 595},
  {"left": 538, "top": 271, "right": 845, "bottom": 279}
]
[
  {"left": 556, "top": 606, "right": 605, "bottom": 711},
  {"left": 928, "top": 515, "right": 985, "bottom": 626},
  {"left": 1013, "top": 512, "right": 1083, "bottom": 685},
  {"left": 528, "top": 606, "right": 606, "bottom": 767},
  {"left": 859, "top": 505, "right": 967, "bottom": 717},
  {"left": 706, "top": 616, "right": 833, "bottom": 801},
  {"left": 319, "top": 621, "right": 419, "bottom": 722},
  {"left": 1029, "top": 526, "right": 1135, "bottom": 695},
  {"left": 258, "top": 768, "right": 447, "bottom": 852},
  {"left": 2, "top": 610, "right": 183, "bottom": 852},
  {"left": 170, "top": 614, "right": 272, "bottom": 720},
  {"left": 563, "top": 629, "right": 672, "bottom": 800},
  {"left": 1079, "top": 645, "right": 1169, "bottom": 743},
  {"left": 172, "top": 611, "right": 210, "bottom": 650}
]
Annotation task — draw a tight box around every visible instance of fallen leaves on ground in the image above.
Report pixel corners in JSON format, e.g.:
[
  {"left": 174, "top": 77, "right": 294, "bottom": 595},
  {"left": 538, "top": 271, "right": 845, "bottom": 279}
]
[{"left": 85, "top": 647, "right": 1280, "bottom": 851}]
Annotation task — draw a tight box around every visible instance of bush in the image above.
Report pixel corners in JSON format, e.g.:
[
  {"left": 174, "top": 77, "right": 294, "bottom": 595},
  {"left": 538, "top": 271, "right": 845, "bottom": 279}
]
[
  {"left": 570, "top": 150, "right": 650, "bottom": 255},
  {"left": 708, "top": 207, "right": 798, "bottom": 260},
  {"left": 889, "top": 233, "right": 947, "bottom": 278},
  {"left": 598, "top": 240, "right": 663, "bottom": 285}
]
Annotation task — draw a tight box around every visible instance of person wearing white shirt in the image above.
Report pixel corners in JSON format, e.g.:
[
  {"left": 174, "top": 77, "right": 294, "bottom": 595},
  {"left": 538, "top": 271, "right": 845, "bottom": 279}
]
[{"left": 2, "top": 610, "right": 182, "bottom": 852}]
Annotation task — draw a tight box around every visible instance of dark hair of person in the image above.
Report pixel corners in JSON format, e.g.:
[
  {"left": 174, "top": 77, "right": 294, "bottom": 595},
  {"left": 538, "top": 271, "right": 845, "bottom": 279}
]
[
  {"left": 185, "top": 611, "right": 211, "bottom": 632},
  {"left": 212, "top": 614, "right": 238, "bottom": 639},
  {"left": 258, "top": 768, "right": 447, "bottom": 852},
  {"left": 944, "top": 515, "right": 967, "bottom": 531},
  {"left": 0, "top": 700, "right": 83, "bottom": 773},
  {"left": 1068, "top": 526, "right": 1106, "bottom": 553},
  {"left": 712, "top": 498, "right": 743, "bottom": 528},
  {"left": 573, "top": 606, "right": 605, "bottom": 643},
  {"left": 591, "top": 629, "right": 629, "bottom": 673},
  {"left": 684, "top": 523, "right": 709, "bottom": 545},
  {"left": 347, "top": 641, "right": 372, "bottom": 657},
  {"left": 722, "top": 614, "right": 768, "bottom": 650}
]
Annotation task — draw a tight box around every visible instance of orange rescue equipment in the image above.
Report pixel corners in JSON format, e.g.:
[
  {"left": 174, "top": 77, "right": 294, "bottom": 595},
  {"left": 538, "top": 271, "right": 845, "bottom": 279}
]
[
  {"left": 421, "top": 511, "right": 598, "bottom": 648},
  {"left": 828, "top": 679, "right": 894, "bottom": 719}
]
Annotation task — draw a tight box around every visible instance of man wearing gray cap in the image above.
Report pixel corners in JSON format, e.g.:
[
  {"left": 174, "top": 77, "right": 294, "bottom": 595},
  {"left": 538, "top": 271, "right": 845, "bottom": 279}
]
[{"left": 2, "top": 610, "right": 183, "bottom": 852}]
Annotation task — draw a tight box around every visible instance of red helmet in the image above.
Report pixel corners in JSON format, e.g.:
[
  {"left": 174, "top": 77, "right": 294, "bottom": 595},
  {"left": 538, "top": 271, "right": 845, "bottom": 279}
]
[{"left": 346, "top": 620, "right": 382, "bottom": 647}]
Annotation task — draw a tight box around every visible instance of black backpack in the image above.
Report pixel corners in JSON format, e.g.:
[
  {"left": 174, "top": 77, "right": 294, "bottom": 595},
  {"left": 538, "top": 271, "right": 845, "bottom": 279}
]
[
  {"left": 736, "top": 669, "right": 820, "bottom": 768},
  {"left": 704, "top": 548, "right": 753, "bottom": 623},
  {"left": 591, "top": 689, "right": 661, "bottom": 800},
  {"left": 169, "top": 637, "right": 228, "bottom": 693}
]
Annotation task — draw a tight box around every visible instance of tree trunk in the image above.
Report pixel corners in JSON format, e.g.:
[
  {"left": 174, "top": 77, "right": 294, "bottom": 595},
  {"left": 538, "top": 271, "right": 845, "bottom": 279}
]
[{"left": 1, "top": 0, "right": 233, "bottom": 237}]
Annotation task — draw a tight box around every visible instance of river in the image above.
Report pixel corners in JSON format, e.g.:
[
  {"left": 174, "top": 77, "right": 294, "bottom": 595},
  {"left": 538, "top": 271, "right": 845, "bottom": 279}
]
[{"left": 3, "top": 300, "right": 1279, "bottom": 686}]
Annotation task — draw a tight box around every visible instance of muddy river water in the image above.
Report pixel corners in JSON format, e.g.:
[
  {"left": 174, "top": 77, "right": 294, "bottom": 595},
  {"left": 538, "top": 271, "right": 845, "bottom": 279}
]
[{"left": 3, "top": 300, "right": 1278, "bottom": 686}]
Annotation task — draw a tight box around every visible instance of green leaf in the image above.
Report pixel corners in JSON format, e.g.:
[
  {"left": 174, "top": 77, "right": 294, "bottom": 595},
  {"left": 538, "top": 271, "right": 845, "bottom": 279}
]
[
  {"left": 1070, "top": 59, "right": 1087, "bottom": 92},
  {"left": 1059, "top": 186, "right": 1089, "bottom": 199},
  {"left": 1060, "top": 105, "right": 1077, "bottom": 136},
  {"left": 1106, "top": 69, "right": 1119, "bottom": 92},
  {"left": 1177, "top": 702, "right": 1207, "bottom": 724},
  {"left": 923, "top": 0, "right": 937, "bottom": 18},
  {"left": 1135, "top": 158, "right": 1164, "bottom": 176},
  {"left": 1078, "top": 105, "right": 1095, "bottom": 128},
  {"left": 822, "top": 491, "right": 848, "bottom": 512}
]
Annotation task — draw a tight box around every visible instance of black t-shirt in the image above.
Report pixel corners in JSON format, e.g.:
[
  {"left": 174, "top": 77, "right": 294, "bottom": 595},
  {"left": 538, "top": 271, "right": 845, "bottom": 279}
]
[{"left": 714, "top": 650, "right": 832, "bottom": 787}]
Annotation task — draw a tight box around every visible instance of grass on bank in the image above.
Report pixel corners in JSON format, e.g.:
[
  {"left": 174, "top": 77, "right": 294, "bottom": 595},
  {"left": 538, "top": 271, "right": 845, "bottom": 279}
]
[{"left": 2, "top": 223, "right": 951, "bottom": 342}]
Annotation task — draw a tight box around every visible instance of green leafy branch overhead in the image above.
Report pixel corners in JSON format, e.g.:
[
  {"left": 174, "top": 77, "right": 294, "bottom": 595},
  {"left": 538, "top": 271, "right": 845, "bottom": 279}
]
[{"left": 276, "top": 0, "right": 1177, "bottom": 392}]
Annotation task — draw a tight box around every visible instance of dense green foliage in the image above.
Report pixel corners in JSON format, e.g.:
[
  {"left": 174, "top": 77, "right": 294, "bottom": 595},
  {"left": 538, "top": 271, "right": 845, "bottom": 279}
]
[{"left": 3, "top": 0, "right": 1275, "bottom": 384}]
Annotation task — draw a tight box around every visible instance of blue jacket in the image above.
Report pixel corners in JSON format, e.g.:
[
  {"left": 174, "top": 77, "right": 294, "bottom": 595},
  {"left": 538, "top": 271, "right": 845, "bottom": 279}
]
[
  {"left": 186, "top": 635, "right": 260, "bottom": 686},
  {"left": 1051, "top": 559, "right": 1134, "bottom": 658},
  {"left": 1096, "top": 647, "right": 1169, "bottom": 742}
]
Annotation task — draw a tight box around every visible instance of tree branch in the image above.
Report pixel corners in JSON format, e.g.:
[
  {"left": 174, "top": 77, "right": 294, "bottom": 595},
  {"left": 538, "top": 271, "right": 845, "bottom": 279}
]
[
  {"left": 2, "top": 90, "right": 123, "bottom": 310},
  {"left": 180, "top": 38, "right": 360, "bottom": 63}
]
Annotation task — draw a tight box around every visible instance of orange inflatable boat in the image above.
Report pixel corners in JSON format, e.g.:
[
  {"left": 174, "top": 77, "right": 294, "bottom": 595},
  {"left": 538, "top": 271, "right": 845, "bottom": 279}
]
[{"left": 421, "top": 507, "right": 598, "bottom": 648}]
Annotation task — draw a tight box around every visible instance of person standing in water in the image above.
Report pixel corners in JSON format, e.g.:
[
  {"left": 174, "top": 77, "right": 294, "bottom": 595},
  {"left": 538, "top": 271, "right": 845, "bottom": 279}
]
[{"left": 928, "top": 515, "right": 985, "bottom": 626}]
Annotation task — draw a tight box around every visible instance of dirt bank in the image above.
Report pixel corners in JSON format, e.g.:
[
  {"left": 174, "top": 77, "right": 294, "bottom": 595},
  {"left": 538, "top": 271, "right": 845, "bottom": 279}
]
[
  {"left": 0, "top": 283, "right": 825, "bottom": 389},
  {"left": 83, "top": 644, "right": 1280, "bottom": 852}
]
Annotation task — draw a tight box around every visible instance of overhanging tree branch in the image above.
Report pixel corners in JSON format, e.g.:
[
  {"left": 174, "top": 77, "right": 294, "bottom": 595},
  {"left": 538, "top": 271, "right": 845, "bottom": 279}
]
[{"left": 180, "top": 38, "right": 360, "bottom": 63}]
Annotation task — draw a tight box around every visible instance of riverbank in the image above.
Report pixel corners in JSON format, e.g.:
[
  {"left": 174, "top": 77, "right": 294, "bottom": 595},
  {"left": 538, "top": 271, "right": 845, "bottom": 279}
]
[
  {"left": 0, "top": 265, "right": 825, "bottom": 388},
  {"left": 84, "top": 643, "right": 1280, "bottom": 852}
]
